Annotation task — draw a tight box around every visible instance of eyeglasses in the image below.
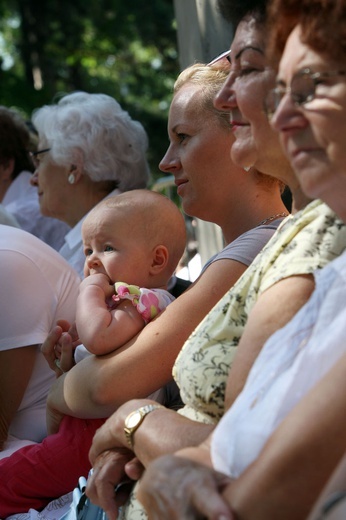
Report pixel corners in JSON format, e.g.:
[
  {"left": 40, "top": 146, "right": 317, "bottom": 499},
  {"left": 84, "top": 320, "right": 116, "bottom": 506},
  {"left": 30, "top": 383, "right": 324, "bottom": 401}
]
[
  {"left": 208, "top": 49, "right": 231, "bottom": 66},
  {"left": 29, "top": 148, "right": 51, "bottom": 168},
  {"left": 266, "top": 68, "right": 346, "bottom": 118}
]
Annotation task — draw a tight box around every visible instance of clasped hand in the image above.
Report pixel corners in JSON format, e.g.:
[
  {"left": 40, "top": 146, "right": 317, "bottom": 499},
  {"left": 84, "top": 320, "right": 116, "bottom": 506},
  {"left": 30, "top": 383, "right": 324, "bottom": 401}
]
[
  {"left": 86, "top": 400, "right": 154, "bottom": 518},
  {"left": 137, "top": 454, "right": 235, "bottom": 520},
  {"left": 86, "top": 448, "right": 140, "bottom": 520}
]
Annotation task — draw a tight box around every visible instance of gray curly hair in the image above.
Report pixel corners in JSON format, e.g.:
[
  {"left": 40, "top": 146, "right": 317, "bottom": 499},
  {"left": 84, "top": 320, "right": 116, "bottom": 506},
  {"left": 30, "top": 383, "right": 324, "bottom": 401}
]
[{"left": 32, "top": 92, "right": 150, "bottom": 190}]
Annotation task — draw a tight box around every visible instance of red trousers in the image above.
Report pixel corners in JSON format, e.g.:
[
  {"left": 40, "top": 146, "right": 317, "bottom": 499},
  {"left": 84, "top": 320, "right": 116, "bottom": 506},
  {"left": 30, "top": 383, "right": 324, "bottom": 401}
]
[{"left": 0, "top": 415, "right": 105, "bottom": 516}]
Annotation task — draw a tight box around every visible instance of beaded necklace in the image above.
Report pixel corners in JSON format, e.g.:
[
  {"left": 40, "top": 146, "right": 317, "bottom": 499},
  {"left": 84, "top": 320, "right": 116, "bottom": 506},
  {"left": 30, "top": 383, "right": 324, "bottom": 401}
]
[{"left": 258, "top": 212, "right": 288, "bottom": 226}]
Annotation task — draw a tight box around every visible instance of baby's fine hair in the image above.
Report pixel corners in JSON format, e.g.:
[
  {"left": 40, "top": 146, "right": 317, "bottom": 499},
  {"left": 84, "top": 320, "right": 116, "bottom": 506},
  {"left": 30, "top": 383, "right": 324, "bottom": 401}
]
[
  {"left": 95, "top": 190, "right": 187, "bottom": 276},
  {"left": 32, "top": 92, "right": 150, "bottom": 191}
]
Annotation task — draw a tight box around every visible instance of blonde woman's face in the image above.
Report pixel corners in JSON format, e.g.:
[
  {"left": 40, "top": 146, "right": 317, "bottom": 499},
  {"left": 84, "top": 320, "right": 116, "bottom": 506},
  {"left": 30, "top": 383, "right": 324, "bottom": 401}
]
[{"left": 159, "top": 83, "right": 239, "bottom": 224}]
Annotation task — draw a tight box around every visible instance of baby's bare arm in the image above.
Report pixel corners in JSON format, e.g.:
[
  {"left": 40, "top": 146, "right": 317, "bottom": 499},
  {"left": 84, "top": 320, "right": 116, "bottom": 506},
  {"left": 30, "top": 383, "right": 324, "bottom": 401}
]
[{"left": 76, "top": 274, "right": 144, "bottom": 355}]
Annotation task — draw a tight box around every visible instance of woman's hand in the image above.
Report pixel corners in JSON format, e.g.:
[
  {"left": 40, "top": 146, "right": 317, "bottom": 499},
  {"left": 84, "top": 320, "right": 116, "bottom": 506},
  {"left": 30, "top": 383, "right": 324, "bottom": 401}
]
[
  {"left": 41, "top": 319, "right": 80, "bottom": 375},
  {"left": 124, "top": 456, "right": 146, "bottom": 481},
  {"left": 86, "top": 448, "right": 135, "bottom": 520},
  {"left": 137, "top": 454, "right": 234, "bottom": 520},
  {"left": 88, "top": 399, "right": 157, "bottom": 465},
  {"left": 86, "top": 401, "right": 152, "bottom": 518}
]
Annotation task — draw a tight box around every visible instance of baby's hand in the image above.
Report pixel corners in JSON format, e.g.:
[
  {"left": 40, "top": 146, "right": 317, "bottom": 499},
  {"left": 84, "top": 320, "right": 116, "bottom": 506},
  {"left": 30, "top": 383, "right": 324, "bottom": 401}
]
[
  {"left": 80, "top": 273, "right": 114, "bottom": 297},
  {"left": 41, "top": 320, "right": 80, "bottom": 376}
]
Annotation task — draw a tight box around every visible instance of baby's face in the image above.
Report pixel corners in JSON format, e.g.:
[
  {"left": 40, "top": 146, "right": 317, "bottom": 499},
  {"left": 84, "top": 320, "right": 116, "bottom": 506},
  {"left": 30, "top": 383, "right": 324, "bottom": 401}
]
[{"left": 82, "top": 207, "right": 154, "bottom": 286}]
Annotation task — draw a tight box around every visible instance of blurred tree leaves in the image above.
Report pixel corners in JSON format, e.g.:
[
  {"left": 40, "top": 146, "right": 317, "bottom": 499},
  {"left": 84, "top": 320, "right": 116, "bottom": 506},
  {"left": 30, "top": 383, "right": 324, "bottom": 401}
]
[{"left": 0, "top": 0, "right": 179, "bottom": 180}]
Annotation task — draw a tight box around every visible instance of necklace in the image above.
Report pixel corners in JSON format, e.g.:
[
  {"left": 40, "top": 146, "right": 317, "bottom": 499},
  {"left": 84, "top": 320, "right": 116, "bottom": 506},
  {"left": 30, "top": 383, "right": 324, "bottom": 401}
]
[{"left": 258, "top": 212, "right": 288, "bottom": 226}]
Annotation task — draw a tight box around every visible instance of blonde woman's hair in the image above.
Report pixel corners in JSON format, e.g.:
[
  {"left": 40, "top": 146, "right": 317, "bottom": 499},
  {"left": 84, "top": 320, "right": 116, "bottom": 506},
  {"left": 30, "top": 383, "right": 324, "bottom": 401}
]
[{"left": 174, "top": 63, "right": 231, "bottom": 129}]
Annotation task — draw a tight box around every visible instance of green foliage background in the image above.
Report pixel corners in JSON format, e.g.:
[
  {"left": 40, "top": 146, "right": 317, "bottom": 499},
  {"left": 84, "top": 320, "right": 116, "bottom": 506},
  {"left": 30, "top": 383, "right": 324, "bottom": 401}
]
[{"left": 0, "top": 0, "right": 180, "bottom": 182}]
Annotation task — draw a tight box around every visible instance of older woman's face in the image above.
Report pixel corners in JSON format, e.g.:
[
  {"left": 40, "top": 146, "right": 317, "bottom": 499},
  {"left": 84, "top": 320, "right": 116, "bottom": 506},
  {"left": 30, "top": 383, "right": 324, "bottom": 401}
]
[
  {"left": 271, "top": 26, "right": 346, "bottom": 219},
  {"left": 214, "top": 17, "right": 293, "bottom": 184},
  {"left": 30, "top": 145, "right": 71, "bottom": 223}
]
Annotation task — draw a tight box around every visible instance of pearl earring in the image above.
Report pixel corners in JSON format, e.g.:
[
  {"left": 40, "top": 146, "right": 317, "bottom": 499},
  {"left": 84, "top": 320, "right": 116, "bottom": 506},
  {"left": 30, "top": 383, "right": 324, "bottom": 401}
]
[{"left": 68, "top": 174, "right": 75, "bottom": 184}]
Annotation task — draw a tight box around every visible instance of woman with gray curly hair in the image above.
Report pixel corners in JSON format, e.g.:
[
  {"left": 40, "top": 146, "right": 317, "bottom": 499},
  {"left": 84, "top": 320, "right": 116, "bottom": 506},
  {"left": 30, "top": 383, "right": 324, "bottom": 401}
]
[{"left": 31, "top": 92, "right": 150, "bottom": 277}]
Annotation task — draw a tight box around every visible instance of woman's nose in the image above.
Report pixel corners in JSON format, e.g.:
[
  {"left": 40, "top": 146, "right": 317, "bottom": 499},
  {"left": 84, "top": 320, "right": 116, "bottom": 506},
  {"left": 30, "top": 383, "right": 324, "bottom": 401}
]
[
  {"left": 214, "top": 73, "right": 237, "bottom": 112},
  {"left": 270, "top": 93, "right": 304, "bottom": 133},
  {"left": 159, "top": 146, "right": 181, "bottom": 174},
  {"left": 30, "top": 170, "right": 38, "bottom": 186}
]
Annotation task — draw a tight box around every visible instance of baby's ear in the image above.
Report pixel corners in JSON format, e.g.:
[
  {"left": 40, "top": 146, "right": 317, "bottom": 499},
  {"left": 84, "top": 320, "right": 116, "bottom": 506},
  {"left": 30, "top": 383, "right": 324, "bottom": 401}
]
[{"left": 150, "top": 244, "right": 169, "bottom": 274}]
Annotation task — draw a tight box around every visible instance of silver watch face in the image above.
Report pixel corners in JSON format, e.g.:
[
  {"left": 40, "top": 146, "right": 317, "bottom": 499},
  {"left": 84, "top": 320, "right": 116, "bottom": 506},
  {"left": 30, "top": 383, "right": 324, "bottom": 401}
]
[{"left": 126, "top": 410, "right": 142, "bottom": 428}]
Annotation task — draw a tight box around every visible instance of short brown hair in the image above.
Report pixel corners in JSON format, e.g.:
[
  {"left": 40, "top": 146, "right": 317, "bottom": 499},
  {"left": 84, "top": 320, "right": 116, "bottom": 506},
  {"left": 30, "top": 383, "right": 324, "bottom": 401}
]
[
  {"left": 217, "top": 0, "right": 268, "bottom": 26},
  {"left": 267, "top": 0, "right": 346, "bottom": 64},
  {"left": 0, "top": 107, "right": 35, "bottom": 177}
]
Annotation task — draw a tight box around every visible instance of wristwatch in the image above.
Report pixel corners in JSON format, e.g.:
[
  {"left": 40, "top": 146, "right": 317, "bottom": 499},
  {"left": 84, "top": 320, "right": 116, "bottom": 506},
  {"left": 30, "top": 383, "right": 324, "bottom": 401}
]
[{"left": 124, "top": 404, "right": 163, "bottom": 448}]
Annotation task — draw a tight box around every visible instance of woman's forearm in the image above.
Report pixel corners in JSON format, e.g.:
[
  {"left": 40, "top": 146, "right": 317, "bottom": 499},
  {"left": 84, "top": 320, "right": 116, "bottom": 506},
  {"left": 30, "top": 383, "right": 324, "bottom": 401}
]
[
  {"left": 46, "top": 357, "right": 119, "bottom": 420},
  {"left": 0, "top": 347, "right": 37, "bottom": 443},
  {"left": 48, "top": 258, "right": 248, "bottom": 420},
  {"left": 89, "top": 398, "right": 215, "bottom": 468},
  {"left": 132, "top": 407, "right": 215, "bottom": 467},
  {"left": 46, "top": 333, "right": 176, "bottom": 420}
]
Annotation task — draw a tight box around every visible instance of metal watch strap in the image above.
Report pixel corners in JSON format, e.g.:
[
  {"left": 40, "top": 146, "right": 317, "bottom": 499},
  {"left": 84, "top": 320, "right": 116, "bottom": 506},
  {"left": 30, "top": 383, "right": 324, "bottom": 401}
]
[{"left": 124, "top": 404, "right": 163, "bottom": 449}]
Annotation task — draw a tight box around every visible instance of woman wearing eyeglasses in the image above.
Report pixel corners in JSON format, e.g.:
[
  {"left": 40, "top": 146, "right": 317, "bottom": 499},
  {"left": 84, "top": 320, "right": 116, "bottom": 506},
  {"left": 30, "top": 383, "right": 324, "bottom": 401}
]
[
  {"left": 0, "top": 106, "right": 70, "bottom": 250},
  {"left": 30, "top": 92, "right": 150, "bottom": 278},
  {"left": 134, "top": 0, "right": 346, "bottom": 519}
]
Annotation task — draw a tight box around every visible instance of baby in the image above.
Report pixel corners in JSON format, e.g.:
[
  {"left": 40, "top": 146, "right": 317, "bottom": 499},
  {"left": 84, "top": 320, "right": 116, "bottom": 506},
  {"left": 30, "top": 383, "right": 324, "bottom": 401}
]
[
  {"left": 75, "top": 189, "right": 186, "bottom": 361},
  {"left": 0, "top": 189, "right": 187, "bottom": 516}
]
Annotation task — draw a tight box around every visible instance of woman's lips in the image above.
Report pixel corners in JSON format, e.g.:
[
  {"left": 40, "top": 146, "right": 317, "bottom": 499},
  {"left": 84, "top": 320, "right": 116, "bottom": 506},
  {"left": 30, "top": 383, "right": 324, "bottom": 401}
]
[
  {"left": 175, "top": 179, "right": 188, "bottom": 196},
  {"left": 230, "top": 120, "right": 250, "bottom": 132},
  {"left": 290, "top": 144, "right": 322, "bottom": 158},
  {"left": 290, "top": 146, "right": 323, "bottom": 167}
]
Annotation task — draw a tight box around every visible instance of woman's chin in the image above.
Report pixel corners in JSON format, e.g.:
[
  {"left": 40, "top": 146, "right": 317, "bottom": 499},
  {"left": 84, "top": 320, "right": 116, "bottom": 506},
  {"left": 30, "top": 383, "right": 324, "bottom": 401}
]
[
  {"left": 39, "top": 202, "right": 56, "bottom": 220},
  {"left": 230, "top": 142, "right": 257, "bottom": 172}
]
